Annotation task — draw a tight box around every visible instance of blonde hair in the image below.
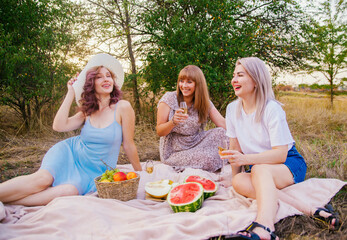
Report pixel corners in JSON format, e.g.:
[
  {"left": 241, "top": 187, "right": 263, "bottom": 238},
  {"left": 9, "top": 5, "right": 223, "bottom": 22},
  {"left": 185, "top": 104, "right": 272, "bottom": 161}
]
[
  {"left": 236, "top": 57, "right": 276, "bottom": 122},
  {"left": 176, "top": 65, "right": 210, "bottom": 123}
]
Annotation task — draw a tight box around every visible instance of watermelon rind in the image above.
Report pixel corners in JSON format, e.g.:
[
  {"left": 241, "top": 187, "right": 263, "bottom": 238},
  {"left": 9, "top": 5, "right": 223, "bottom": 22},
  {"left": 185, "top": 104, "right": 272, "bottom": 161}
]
[
  {"left": 184, "top": 175, "right": 218, "bottom": 199},
  {"left": 167, "top": 182, "right": 204, "bottom": 213}
]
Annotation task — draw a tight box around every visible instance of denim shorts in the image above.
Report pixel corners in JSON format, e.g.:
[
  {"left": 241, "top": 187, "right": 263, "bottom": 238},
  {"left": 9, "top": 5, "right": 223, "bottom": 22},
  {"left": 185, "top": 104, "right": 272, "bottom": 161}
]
[{"left": 248, "top": 144, "right": 307, "bottom": 183}]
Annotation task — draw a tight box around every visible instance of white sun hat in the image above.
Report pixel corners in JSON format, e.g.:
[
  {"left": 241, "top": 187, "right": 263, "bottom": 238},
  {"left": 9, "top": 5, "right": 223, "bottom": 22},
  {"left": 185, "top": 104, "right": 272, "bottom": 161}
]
[{"left": 72, "top": 53, "right": 124, "bottom": 106}]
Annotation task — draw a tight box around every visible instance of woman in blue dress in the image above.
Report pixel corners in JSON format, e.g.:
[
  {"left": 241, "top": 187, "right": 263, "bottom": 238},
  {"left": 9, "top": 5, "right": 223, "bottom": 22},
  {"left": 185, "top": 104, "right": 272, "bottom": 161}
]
[{"left": 0, "top": 54, "right": 142, "bottom": 206}]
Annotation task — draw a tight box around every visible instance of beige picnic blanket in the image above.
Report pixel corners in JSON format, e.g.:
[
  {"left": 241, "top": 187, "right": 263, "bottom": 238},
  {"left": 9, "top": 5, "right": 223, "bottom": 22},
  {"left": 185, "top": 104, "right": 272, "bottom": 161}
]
[{"left": 0, "top": 163, "right": 345, "bottom": 240}]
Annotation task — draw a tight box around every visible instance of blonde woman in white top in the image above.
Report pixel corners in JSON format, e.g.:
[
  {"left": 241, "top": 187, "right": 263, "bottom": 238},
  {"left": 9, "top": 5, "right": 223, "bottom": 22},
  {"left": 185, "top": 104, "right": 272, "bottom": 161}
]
[{"left": 222, "top": 57, "right": 338, "bottom": 240}]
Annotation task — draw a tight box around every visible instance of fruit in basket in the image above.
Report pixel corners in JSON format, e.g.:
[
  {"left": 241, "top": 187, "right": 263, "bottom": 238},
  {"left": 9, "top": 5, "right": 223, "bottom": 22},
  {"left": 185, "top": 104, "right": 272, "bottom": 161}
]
[
  {"left": 184, "top": 175, "right": 217, "bottom": 199},
  {"left": 100, "top": 179, "right": 111, "bottom": 183},
  {"left": 145, "top": 179, "right": 173, "bottom": 199},
  {"left": 99, "top": 168, "right": 120, "bottom": 182},
  {"left": 126, "top": 172, "right": 137, "bottom": 180},
  {"left": 113, "top": 172, "right": 127, "bottom": 182},
  {"left": 167, "top": 182, "right": 204, "bottom": 213}
]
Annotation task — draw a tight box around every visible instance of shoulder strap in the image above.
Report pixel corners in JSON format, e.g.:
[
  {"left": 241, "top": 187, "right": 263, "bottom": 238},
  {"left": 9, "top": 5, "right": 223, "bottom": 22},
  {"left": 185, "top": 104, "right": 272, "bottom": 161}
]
[{"left": 114, "top": 102, "right": 119, "bottom": 121}]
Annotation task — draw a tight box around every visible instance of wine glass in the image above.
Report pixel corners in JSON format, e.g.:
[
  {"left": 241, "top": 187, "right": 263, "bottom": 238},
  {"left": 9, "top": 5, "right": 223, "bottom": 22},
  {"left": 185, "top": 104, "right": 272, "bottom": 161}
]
[
  {"left": 179, "top": 102, "right": 188, "bottom": 126},
  {"left": 179, "top": 101, "right": 188, "bottom": 114},
  {"left": 145, "top": 160, "right": 154, "bottom": 174},
  {"left": 217, "top": 139, "right": 229, "bottom": 182}
]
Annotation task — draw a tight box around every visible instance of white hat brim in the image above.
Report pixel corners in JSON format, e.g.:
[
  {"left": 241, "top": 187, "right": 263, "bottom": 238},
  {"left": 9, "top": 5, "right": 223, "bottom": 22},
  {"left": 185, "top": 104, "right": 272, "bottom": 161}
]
[{"left": 72, "top": 53, "right": 124, "bottom": 106}]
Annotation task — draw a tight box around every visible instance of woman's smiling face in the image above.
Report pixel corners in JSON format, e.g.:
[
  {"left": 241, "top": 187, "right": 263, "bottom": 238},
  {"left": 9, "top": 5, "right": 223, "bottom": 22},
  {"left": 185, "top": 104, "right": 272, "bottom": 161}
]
[
  {"left": 232, "top": 64, "right": 256, "bottom": 98},
  {"left": 94, "top": 67, "right": 114, "bottom": 95},
  {"left": 179, "top": 77, "right": 196, "bottom": 98}
]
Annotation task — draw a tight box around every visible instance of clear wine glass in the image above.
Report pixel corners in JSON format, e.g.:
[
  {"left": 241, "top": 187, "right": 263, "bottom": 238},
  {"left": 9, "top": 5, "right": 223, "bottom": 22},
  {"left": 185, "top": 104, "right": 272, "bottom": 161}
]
[
  {"left": 145, "top": 160, "right": 154, "bottom": 174},
  {"left": 179, "top": 101, "right": 188, "bottom": 114},
  {"left": 179, "top": 101, "right": 188, "bottom": 127},
  {"left": 217, "top": 139, "right": 229, "bottom": 182}
]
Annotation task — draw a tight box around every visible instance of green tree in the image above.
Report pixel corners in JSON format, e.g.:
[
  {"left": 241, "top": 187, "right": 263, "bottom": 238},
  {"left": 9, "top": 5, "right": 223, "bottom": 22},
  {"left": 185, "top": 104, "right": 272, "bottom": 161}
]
[
  {"left": 140, "top": 0, "right": 310, "bottom": 109},
  {"left": 0, "top": 0, "right": 89, "bottom": 130},
  {"left": 302, "top": 0, "right": 347, "bottom": 107},
  {"left": 84, "top": 0, "right": 146, "bottom": 117}
]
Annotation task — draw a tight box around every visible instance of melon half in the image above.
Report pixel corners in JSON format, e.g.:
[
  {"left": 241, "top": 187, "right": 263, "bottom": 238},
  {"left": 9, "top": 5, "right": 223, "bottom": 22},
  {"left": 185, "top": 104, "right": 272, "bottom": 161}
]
[{"left": 145, "top": 179, "right": 173, "bottom": 199}]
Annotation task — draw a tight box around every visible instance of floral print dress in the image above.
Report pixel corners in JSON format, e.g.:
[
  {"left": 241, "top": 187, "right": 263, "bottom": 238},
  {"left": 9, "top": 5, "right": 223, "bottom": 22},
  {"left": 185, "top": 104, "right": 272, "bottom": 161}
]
[{"left": 158, "top": 91, "right": 228, "bottom": 172}]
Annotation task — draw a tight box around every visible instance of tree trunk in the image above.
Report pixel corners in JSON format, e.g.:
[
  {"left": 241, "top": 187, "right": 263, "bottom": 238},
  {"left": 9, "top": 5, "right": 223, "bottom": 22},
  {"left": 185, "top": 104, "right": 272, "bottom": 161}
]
[
  {"left": 330, "top": 78, "right": 334, "bottom": 109},
  {"left": 124, "top": 2, "right": 141, "bottom": 118}
]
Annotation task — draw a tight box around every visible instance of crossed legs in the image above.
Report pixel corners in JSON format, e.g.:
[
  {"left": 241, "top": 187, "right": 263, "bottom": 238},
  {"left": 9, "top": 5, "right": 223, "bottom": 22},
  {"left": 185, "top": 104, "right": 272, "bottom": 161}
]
[{"left": 0, "top": 169, "right": 78, "bottom": 206}]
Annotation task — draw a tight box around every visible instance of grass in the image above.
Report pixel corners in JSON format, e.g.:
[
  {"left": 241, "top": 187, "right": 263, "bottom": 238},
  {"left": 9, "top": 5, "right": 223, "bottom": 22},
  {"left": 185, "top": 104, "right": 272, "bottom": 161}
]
[
  {"left": 279, "top": 93, "right": 347, "bottom": 180},
  {"left": 273, "top": 92, "right": 347, "bottom": 239},
  {"left": 0, "top": 91, "right": 346, "bottom": 239}
]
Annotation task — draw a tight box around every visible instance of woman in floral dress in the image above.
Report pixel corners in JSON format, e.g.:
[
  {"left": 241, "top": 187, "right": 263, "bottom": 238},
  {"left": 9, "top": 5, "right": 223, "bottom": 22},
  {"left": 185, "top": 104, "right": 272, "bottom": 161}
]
[{"left": 156, "top": 65, "right": 227, "bottom": 172}]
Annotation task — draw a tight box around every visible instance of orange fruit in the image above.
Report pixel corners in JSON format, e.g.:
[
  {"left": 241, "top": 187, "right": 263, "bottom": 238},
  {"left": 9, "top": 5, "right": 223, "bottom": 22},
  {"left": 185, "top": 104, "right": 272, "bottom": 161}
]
[
  {"left": 126, "top": 172, "right": 137, "bottom": 180},
  {"left": 113, "top": 172, "right": 127, "bottom": 181}
]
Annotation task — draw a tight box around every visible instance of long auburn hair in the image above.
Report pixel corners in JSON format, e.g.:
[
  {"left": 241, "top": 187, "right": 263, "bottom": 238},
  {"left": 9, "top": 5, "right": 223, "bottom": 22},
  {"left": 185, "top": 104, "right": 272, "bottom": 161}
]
[
  {"left": 79, "top": 66, "right": 122, "bottom": 116},
  {"left": 176, "top": 65, "right": 210, "bottom": 123},
  {"left": 235, "top": 57, "right": 277, "bottom": 122}
]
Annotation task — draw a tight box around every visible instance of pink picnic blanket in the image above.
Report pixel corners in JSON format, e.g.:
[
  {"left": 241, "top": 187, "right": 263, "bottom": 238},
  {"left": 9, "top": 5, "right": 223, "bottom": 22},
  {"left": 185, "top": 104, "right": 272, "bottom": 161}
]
[{"left": 0, "top": 163, "right": 345, "bottom": 240}]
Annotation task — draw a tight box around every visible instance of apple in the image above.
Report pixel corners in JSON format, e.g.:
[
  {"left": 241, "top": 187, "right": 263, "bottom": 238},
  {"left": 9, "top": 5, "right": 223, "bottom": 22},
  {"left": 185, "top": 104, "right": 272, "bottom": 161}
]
[{"left": 113, "top": 172, "right": 127, "bottom": 182}]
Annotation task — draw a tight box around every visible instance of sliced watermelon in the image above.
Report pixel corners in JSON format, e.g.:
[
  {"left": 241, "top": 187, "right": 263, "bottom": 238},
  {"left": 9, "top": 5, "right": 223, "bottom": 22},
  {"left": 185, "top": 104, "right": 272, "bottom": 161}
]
[
  {"left": 184, "top": 175, "right": 217, "bottom": 199},
  {"left": 167, "top": 182, "right": 204, "bottom": 213}
]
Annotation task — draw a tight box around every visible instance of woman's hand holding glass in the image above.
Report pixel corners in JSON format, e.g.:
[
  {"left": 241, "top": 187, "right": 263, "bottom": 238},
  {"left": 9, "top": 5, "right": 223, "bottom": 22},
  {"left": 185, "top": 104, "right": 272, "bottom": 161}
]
[
  {"left": 172, "top": 104, "right": 188, "bottom": 126},
  {"left": 220, "top": 149, "right": 245, "bottom": 167}
]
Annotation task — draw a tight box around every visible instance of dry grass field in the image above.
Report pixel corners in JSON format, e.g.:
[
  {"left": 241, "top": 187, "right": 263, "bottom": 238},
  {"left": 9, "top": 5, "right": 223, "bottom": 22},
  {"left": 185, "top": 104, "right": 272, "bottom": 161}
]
[{"left": 0, "top": 91, "right": 346, "bottom": 239}]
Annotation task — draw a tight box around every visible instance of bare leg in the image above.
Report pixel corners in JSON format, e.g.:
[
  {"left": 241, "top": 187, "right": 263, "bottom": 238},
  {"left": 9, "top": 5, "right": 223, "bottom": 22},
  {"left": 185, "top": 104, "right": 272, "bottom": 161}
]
[
  {"left": 233, "top": 172, "right": 336, "bottom": 217},
  {"left": 277, "top": 190, "right": 337, "bottom": 226},
  {"left": 0, "top": 169, "right": 53, "bottom": 203},
  {"left": 232, "top": 164, "right": 337, "bottom": 238},
  {"left": 232, "top": 164, "right": 294, "bottom": 240},
  {"left": 9, "top": 184, "right": 79, "bottom": 206}
]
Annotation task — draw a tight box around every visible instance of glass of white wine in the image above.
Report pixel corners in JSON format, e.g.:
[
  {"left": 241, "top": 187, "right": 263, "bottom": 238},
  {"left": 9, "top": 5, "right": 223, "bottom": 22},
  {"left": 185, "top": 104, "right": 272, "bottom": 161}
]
[
  {"left": 179, "top": 101, "right": 188, "bottom": 126},
  {"left": 217, "top": 139, "right": 229, "bottom": 182},
  {"left": 180, "top": 101, "right": 188, "bottom": 114},
  {"left": 145, "top": 160, "right": 154, "bottom": 174}
]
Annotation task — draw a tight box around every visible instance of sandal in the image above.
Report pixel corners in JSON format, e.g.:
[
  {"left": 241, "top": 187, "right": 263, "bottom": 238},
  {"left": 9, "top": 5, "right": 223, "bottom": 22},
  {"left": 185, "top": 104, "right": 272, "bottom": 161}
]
[
  {"left": 224, "top": 221, "right": 277, "bottom": 240},
  {"left": 313, "top": 204, "right": 340, "bottom": 230}
]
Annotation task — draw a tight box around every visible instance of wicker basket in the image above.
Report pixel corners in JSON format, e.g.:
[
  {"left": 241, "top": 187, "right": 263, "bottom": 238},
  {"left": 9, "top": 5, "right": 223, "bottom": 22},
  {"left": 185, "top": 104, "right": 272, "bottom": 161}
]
[{"left": 94, "top": 173, "right": 140, "bottom": 201}]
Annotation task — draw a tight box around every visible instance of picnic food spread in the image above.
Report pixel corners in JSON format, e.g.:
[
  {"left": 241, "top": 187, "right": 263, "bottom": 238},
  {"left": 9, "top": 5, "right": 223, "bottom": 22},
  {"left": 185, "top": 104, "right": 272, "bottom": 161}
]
[
  {"left": 95, "top": 170, "right": 217, "bottom": 212},
  {"left": 184, "top": 175, "right": 217, "bottom": 199},
  {"left": 167, "top": 182, "right": 204, "bottom": 213}
]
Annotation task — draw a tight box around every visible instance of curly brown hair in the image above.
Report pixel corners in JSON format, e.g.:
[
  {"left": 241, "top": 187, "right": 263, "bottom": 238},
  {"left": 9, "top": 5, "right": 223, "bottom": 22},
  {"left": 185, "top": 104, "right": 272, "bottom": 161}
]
[{"left": 79, "top": 66, "right": 122, "bottom": 116}]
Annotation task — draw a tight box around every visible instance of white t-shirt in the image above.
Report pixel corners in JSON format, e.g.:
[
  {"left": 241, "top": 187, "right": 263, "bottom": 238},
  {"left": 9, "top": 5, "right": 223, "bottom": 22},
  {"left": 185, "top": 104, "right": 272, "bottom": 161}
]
[{"left": 226, "top": 99, "right": 294, "bottom": 154}]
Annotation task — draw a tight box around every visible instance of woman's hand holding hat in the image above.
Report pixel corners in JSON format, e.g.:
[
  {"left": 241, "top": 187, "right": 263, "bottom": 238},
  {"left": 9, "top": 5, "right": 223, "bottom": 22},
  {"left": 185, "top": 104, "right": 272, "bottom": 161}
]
[{"left": 67, "top": 73, "right": 79, "bottom": 95}]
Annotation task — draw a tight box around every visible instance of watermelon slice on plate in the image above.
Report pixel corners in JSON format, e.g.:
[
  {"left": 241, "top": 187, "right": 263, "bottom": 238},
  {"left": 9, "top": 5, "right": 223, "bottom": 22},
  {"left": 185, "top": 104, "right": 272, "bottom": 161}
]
[
  {"left": 167, "top": 182, "right": 204, "bottom": 213},
  {"left": 184, "top": 175, "right": 217, "bottom": 199}
]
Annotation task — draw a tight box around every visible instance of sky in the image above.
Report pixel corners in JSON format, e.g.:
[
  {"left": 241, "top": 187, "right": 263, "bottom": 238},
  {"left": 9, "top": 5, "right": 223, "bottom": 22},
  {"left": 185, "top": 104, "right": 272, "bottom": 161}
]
[
  {"left": 275, "top": 0, "right": 346, "bottom": 86},
  {"left": 277, "top": 71, "right": 346, "bottom": 86}
]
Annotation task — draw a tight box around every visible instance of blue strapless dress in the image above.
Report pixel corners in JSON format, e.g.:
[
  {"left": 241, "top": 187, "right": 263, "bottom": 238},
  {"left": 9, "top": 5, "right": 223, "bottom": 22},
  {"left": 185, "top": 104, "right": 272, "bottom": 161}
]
[{"left": 40, "top": 105, "right": 122, "bottom": 195}]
